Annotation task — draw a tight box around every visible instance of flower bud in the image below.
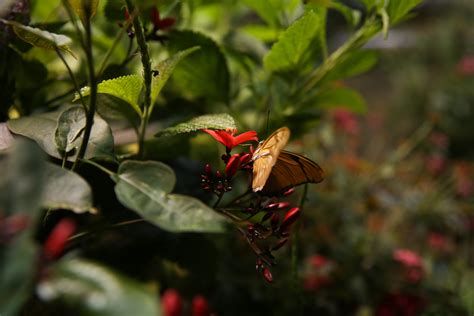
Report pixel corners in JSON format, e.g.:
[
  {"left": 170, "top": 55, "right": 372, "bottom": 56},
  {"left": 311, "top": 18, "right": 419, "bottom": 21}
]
[
  {"left": 162, "top": 289, "right": 182, "bottom": 316},
  {"left": 225, "top": 153, "right": 241, "bottom": 178},
  {"left": 262, "top": 267, "right": 273, "bottom": 283},
  {"left": 192, "top": 295, "right": 210, "bottom": 316},
  {"left": 255, "top": 259, "right": 264, "bottom": 271},
  {"left": 283, "top": 187, "right": 295, "bottom": 196},
  {"left": 44, "top": 218, "right": 76, "bottom": 260},
  {"left": 205, "top": 164, "right": 212, "bottom": 175},
  {"left": 280, "top": 207, "right": 301, "bottom": 231}
]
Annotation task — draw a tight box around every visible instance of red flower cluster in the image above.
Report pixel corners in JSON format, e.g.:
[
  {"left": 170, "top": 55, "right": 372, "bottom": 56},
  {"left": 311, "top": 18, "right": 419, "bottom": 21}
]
[
  {"left": 161, "top": 289, "right": 211, "bottom": 316},
  {"left": 393, "top": 248, "right": 424, "bottom": 283},
  {"left": 203, "top": 129, "right": 258, "bottom": 153}
]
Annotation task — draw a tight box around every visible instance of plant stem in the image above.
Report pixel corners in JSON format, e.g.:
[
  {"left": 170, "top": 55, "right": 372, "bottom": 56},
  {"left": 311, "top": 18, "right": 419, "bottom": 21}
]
[
  {"left": 72, "top": 10, "right": 97, "bottom": 171},
  {"left": 125, "top": 0, "right": 153, "bottom": 159},
  {"left": 81, "top": 159, "right": 115, "bottom": 176}
]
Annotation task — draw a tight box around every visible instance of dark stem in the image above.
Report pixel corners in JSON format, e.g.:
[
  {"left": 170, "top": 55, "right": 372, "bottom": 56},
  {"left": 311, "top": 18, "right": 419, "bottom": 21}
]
[
  {"left": 125, "top": 0, "right": 153, "bottom": 159},
  {"left": 72, "top": 10, "right": 97, "bottom": 171}
]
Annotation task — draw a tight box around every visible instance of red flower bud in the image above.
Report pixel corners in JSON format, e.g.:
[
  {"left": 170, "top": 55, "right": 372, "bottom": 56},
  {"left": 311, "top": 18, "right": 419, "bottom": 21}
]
[
  {"left": 256, "top": 259, "right": 264, "bottom": 271},
  {"left": 162, "top": 289, "right": 182, "bottom": 316},
  {"left": 280, "top": 207, "right": 301, "bottom": 231},
  {"left": 205, "top": 164, "right": 212, "bottom": 175},
  {"left": 43, "top": 218, "right": 76, "bottom": 259},
  {"left": 262, "top": 267, "right": 273, "bottom": 283},
  {"left": 283, "top": 187, "right": 295, "bottom": 196},
  {"left": 215, "top": 170, "right": 222, "bottom": 179},
  {"left": 192, "top": 295, "right": 210, "bottom": 316}
]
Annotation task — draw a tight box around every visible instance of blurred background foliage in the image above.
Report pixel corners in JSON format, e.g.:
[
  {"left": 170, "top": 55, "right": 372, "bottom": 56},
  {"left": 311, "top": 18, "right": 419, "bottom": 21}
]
[{"left": 1, "top": 0, "right": 473, "bottom": 315}]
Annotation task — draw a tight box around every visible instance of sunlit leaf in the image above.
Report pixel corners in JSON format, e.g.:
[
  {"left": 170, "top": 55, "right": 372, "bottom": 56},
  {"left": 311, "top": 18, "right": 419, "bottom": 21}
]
[
  {"left": 151, "top": 46, "right": 200, "bottom": 105},
  {"left": 37, "top": 258, "right": 160, "bottom": 316},
  {"left": 242, "top": 0, "right": 280, "bottom": 27},
  {"left": 0, "top": 19, "right": 75, "bottom": 57},
  {"left": 68, "top": 0, "right": 99, "bottom": 22},
  {"left": 74, "top": 75, "right": 143, "bottom": 117},
  {"left": 264, "top": 10, "right": 321, "bottom": 73},
  {"left": 155, "top": 114, "right": 237, "bottom": 137},
  {"left": 168, "top": 30, "right": 230, "bottom": 103},
  {"left": 112, "top": 160, "right": 227, "bottom": 233},
  {"left": 386, "top": 0, "right": 423, "bottom": 25},
  {"left": 42, "top": 163, "right": 96, "bottom": 214}
]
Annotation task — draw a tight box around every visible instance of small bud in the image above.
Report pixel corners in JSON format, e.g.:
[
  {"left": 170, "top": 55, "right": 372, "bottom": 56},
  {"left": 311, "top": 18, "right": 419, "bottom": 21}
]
[
  {"left": 215, "top": 170, "right": 222, "bottom": 179},
  {"left": 255, "top": 259, "right": 264, "bottom": 271},
  {"left": 205, "top": 164, "right": 212, "bottom": 175},
  {"left": 280, "top": 207, "right": 301, "bottom": 231},
  {"left": 192, "top": 295, "right": 210, "bottom": 316},
  {"left": 247, "top": 224, "right": 255, "bottom": 235},
  {"left": 262, "top": 267, "right": 273, "bottom": 283},
  {"left": 283, "top": 187, "right": 296, "bottom": 196},
  {"left": 162, "top": 289, "right": 182, "bottom": 316},
  {"left": 216, "top": 182, "right": 224, "bottom": 192},
  {"left": 43, "top": 218, "right": 76, "bottom": 260}
]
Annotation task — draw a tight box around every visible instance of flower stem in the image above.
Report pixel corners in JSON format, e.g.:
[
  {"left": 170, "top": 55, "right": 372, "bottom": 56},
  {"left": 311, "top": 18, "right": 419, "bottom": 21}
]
[{"left": 125, "top": 0, "right": 153, "bottom": 159}]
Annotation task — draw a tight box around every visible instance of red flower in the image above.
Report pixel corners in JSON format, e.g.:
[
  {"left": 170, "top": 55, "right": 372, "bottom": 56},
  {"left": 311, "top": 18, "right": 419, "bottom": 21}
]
[
  {"left": 150, "top": 6, "right": 175, "bottom": 30},
  {"left": 332, "top": 108, "right": 359, "bottom": 135},
  {"left": 203, "top": 129, "right": 258, "bottom": 152},
  {"left": 309, "top": 254, "right": 330, "bottom": 269},
  {"left": 162, "top": 289, "right": 182, "bottom": 316},
  {"left": 225, "top": 153, "right": 251, "bottom": 178},
  {"left": 191, "top": 295, "right": 210, "bottom": 316},
  {"left": 43, "top": 218, "right": 76, "bottom": 260},
  {"left": 393, "top": 249, "right": 423, "bottom": 267}
]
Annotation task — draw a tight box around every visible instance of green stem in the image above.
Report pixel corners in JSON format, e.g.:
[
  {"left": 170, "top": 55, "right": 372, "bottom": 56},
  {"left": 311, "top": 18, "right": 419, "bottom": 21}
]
[
  {"left": 72, "top": 11, "right": 97, "bottom": 171},
  {"left": 81, "top": 159, "right": 115, "bottom": 176},
  {"left": 125, "top": 0, "right": 153, "bottom": 159}
]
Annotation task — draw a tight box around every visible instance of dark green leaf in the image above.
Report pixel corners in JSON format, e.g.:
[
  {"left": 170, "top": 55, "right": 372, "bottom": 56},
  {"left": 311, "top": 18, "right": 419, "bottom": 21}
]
[
  {"left": 75, "top": 75, "right": 143, "bottom": 116},
  {"left": 313, "top": 87, "right": 367, "bottom": 113},
  {"left": 0, "top": 141, "right": 44, "bottom": 316},
  {"left": 112, "top": 160, "right": 227, "bottom": 233},
  {"left": 386, "top": 0, "right": 423, "bottom": 25},
  {"left": 42, "top": 163, "right": 96, "bottom": 214},
  {"left": 55, "top": 106, "right": 86, "bottom": 154},
  {"left": 37, "top": 258, "right": 160, "bottom": 316},
  {"left": 0, "top": 19, "right": 75, "bottom": 57},
  {"left": 8, "top": 107, "right": 115, "bottom": 162},
  {"left": 155, "top": 114, "right": 237, "bottom": 137},
  {"left": 151, "top": 46, "right": 200, "bottom": 105},
  {"left": 168, "top": 30, "right": 230, "bottom": 104},
  {"left": 264, "top": 10, "right": 321, "bottom": 73}
]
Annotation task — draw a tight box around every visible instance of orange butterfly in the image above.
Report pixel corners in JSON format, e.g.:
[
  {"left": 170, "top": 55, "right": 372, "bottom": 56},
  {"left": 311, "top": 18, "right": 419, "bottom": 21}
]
[{"left": 252, "top": 127, "right": 324, "bottom": 194}]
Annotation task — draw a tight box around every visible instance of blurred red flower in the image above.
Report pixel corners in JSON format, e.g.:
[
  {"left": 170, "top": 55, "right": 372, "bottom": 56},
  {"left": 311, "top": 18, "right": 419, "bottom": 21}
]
[
  {"left": 332, "top": 108, "right": 359, "bottom": 135},
  {"left": 192, "top": 295, "right": 210, "bottom": 316},
  {"left": 456, "top": 55, "right": 474, "bottom": 75},
  {"left": 43, "top": 218, "right": 76, "bottom": 260},
  {"left": 393, "top": 249, "right": 422, "bottom": 267},
  {"left": 162, "top": 289, "right": 182, "bottom": 316}
]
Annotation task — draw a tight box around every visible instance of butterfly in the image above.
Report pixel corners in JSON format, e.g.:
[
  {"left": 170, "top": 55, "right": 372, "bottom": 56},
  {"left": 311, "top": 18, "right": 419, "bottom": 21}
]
[{"left": 252, "top": 127, "right": 324, "bottom": 194}]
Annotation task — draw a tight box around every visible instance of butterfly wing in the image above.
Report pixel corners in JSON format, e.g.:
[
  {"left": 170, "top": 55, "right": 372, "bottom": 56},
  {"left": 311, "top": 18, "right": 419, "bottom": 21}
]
[
  {"left": 261, "top": 151, "right": 325, "bottom": 195},
  {"left": 252, "top": 127, "right": 290, "bottom": 192}
]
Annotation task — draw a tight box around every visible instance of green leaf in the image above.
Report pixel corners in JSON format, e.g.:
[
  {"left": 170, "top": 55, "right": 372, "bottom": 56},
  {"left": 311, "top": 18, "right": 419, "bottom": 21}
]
[
  {"left": 168, "top": 30, "right": 230, "bottom": 103},
  {"left": 74, "top": 75, "right": 143, "bottom": 116},
  {"left": 55, "top": 106, "right": 86, "bottom": 154},
  {"left": 155, "top": 114, "right": 237, "bottom": 137},
  {"left": 0, "top": 19, "right": 75, "bottom": 57},
  {"left": 460, "top": 272, "right": 474, "bottom": 314},
  {"left": 324, "top": 49, "right": 378, "bottom": 82},
  {"left": 0, "top": 141, "right": 44, "bottom": 316},
  {"left": 313, "top": 87, "right": 367, "bottom": 113},
  {"left": 42, "top": 163, "right": 96, "bottom": 214},
  {"left": 151, "top": 46, "right": 200, "bottom": 106},
  {"left": 95, "top": 94, "right": 141, "bottom": 129},
  {"left": 68, "top": 0, "right": 99, "bottom": 22},
  {"left": 386, "top": 0, "right": 423, "bottom": 25},
  {"left": 242, "top": 0, "right": 280, "bottom": 27},
  {"left": 330, "top": 1, "right": 361, "bottom": 27},
  {"left": 37, "top": 258, "right": 160, "bottom": 316},
  {"left": 112, "top": 160, "right": 227, "bottom": 233},
  {"left": 8, "top": 107, "right": 115, "bottom": 162},
  {"left": 263, "top": 10, "right": 321, "bottom": 73}
]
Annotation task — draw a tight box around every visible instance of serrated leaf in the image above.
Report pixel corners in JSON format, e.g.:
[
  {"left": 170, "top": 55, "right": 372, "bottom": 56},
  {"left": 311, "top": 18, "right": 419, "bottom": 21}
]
[
  {"left": 37, "top": 258, "right": 160, "bottom": 316},
  {"left": 324, "top": 49, "right": 378, "bottom": 82},
  {"left": 313, "top": 87, "right": 367, "bottom": 113},
  {"left": 55, "top": 106, "right": 86, "bottom": 154},
  {"left": 0, "top": 19, "right": 74, "bottom": 57},
  {"left": 8, "top": 107, "right": 115, "bottom": 162},
  {"left": 112, "top": 160, "right": 227, "bottom": 233},
  {"left": 386, "top": 0, "right": 423, "bottom": 25},
  {"left": 151, "top": 46, "right": 200, "bottom": 106},
  {"left": 68, "top": 0, "right": 99, "bottom": 22},
  {"left": 155, "top": 114, "right": 237, "bottom": 137},
  {"left": 168, "top": 30, "right": 230, "bottom": 103},
  {"left": 264, "top": 10, "right": 321, "bottom": 73},
  {"left": 42, "top": 163, "right": 96, "bottom": 214},
  {"left": 74, "top": 75, "right": 143, "bottom": 116},
  {"left": 0, "top": 141, "right": 44, "bottom": 316}
]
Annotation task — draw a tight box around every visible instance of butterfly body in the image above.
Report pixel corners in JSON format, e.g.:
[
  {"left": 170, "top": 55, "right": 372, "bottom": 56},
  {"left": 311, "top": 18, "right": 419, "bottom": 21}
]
[{"left": 252, "top": 127, "right": 324, "bottom": 194}]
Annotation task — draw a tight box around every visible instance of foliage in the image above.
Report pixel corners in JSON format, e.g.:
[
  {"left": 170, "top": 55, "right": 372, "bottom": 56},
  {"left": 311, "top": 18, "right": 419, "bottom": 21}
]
[{"left": 1, "top": 0, "right": 473, "bottom": 315}]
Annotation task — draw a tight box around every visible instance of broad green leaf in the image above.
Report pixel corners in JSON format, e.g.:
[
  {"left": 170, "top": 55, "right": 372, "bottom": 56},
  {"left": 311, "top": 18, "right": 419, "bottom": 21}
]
[
  {"left": 112, "top": 160, "right": 227, "bottom": 233},
  {"left": 313, "top": 87, "right": 367, "bottom": 113},
  {"left": 68, "top": 0, "right": 99, "bottom": 22},
  {"left": 386, "top": 0, "right": 423, "bottom": 25},
  {"left": 240, "top": 25, "right": 279, "bottom": 42},
  {"left": 151, "top": 46, "right": 200, "bottom": 106},
  {"left": 324, "top": 50, "right": 378, "bottom": 82},
  {"left": 168, "top": 30, "right": 230, "bottom": 104},
  {"left": 55, "top": 106, "right": 86, "bottom": 154},
  {"left": 242, "top": 0, "right": 280, "bottom": 27},
  {"left": 37, "top": 258, "right": 160, "bottom": 316},
  {"left": 155, "top": 114, "right": 237, "bottom": 137},
  {"left": 8, "top": 107, "right": 115, "bottom": 161},
  {"left": 0, "top": 19, "right": 74, "bottom": 57},
  {"left": 264, "top": 10, "right": 321, "bottom": 73},
  {"left": 74, "top": 75, "right": 143, "bottom": 116},
  {"left": 42, "top": 163, "right": 96, "bottom": 214},
  {"left": 0, "top": 141, "right": 44, "bottom": 316},
  {"left": 96, "top": 94, "right": 141, "bottom": 129}
]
